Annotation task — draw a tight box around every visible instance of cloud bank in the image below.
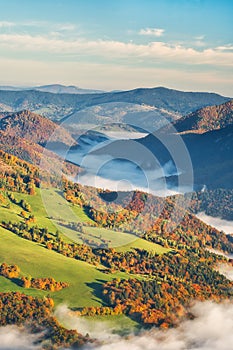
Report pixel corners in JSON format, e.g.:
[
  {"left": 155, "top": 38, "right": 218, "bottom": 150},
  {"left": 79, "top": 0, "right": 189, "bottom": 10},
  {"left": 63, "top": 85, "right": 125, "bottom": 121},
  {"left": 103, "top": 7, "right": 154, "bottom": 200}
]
[
  {"left": 0, "top": 33, "right": 232, "bottom": 68},
  {"left": 1, "top": 301, "right": 233, "bottom": 349},
  {"left": 55, "top": 302, "right": 233, "bottom": 350}
]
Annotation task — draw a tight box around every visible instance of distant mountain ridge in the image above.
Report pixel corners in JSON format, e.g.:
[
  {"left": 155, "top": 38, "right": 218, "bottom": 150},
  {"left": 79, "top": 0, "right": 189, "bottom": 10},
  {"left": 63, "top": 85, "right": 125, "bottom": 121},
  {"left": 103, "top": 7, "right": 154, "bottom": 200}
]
[
  {"left": 0, "top": 84, "right": 105, "bottom": 94},
  {"left": 34, "top": 84, "right": 105, "bottom": 94},
  {"left": 0, "top": 87, "right": 229, "bottom": 123}
]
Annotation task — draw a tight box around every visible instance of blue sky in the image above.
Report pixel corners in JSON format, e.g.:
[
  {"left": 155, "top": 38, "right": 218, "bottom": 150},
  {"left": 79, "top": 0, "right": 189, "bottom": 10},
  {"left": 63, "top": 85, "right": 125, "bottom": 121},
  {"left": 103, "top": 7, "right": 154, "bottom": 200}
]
[{"left": 0, "top": 0, "right": 232, "bottom": 95}]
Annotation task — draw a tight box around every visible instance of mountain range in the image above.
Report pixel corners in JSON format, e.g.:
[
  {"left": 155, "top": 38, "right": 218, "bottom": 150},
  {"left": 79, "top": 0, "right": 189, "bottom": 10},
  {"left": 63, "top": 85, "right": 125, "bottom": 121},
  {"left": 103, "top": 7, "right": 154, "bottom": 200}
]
[
  {"left": 0, "top": 87, "right": 230, "bottom": 129},
  {"left": 0, "top": 84, "right": 105, "bottom": 94},
  {"left": 0, "top": 87, "right": 232, "bottom": 191}
]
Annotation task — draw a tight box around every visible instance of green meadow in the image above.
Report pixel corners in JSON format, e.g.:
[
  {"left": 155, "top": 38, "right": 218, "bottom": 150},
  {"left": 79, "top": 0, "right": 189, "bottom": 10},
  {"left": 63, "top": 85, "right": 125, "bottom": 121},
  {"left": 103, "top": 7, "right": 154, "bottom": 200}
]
[
  {"left": 0, "top": 188, "right": 168, "bottom": 313},
  {"left": 4, "top": 188, "right": 169, "bottom": 252},
  {"left": 0, "top": 225, "right": 130, "bottom": 308}
]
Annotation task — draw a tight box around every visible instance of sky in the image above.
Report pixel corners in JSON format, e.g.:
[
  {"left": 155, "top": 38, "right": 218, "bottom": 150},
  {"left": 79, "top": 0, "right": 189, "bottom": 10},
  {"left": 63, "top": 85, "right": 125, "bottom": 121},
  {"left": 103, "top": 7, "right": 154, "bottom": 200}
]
[{"left": 0, "top": 0, "right": 232, "bottom": 95}]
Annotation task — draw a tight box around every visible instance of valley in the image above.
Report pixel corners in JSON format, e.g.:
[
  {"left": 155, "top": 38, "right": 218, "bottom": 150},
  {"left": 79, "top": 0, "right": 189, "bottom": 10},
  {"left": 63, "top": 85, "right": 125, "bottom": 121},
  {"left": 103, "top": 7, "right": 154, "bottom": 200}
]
[
  {"left": 1, "top": 0, "right": 233, "bottom": 347},
  {"left": 0, "top": 86, "right": 232, "bottom": 349}
]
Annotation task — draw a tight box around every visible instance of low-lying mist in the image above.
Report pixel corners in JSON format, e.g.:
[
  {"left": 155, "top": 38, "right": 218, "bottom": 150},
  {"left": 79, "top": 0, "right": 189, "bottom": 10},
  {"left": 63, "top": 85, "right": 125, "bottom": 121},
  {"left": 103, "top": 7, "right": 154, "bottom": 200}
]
[
  {"left": 1, "top": 302, "right": 233, "bottom": 349},
  {"left": 75, "top": 157, "right": 182, "bottom": 196},
  {"left": 0, "top": 325, "right": 42, "bottom": 349},
  {"left": 196, "top": 212, "right": 233, "bottom": 235},
  {"left": 56, "top": 301, "right": 233, "bottom": 350},
  {"left": 55, "top": 131, "right": 192, "bottom": 197}
]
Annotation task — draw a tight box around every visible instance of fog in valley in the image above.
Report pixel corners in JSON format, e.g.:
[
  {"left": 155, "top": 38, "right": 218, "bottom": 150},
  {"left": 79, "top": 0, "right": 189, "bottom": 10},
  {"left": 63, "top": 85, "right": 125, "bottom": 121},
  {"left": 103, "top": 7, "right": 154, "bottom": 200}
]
[
  {"left": 0, "top": 326, "right": 42, "bottom": 349},
  {"left": 57, "top": 131, "right": 191, "bottom": 197},
  {"left": 63, "top": 302, "right": 233, "bottom": 349},
  {"left": 2, "top": 301, "right": 233, "bottom": 349},
  {"left": 196, "top": 212, "right": 233, "bottom": 235}
]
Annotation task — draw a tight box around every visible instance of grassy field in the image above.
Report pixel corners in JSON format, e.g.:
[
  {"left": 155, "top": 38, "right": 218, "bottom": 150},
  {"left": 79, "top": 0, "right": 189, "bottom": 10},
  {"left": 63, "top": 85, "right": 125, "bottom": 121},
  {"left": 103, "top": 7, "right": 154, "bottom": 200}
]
[
  {"left": 116, "top": 238, "right": 170, "bottom": 254},
  {"left": 59, "top": 313, "right": 140, "bottom": 334},
  {"left": 0, "top": 188, "right": 168, "bottom": 308},
  {"left": 9, "top": 188, "right": 167, "bottom": 254},
  {"left": 2, "top": 188, "right": 91, "bottom": 243},
  {"left": 1, "top": 189, "right": 61, "bottom": 233},
  {"left": 1, "top": 187, "right": 169, "bottom": 252},
  {"left": 85, "top": 226, "right": 142, "bottom": 248},
  {"left": 50, "top": 219, "right": 169, "bottom": 252},
  {"left": 0, "top": 200, "right": 22, "bottom": 223},
  {"left": 0, "top": 225, "right": 133, "bottom": 308},
  {"left": 9, "top": 187, "right": 90, "bottom": 222},
  {"left": 0, "top": 187, "right": 170, "bottom": 331}
]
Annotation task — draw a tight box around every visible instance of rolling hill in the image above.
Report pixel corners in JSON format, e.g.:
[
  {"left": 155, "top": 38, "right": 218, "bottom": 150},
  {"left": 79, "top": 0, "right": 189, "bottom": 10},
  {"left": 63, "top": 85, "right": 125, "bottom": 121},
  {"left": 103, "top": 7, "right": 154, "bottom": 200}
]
[
  {"left": 86, "top": 99, "right": 233, "bottom": 190},
  {"left": 89, "top": 120, "right": 233, "bottom": 190}
]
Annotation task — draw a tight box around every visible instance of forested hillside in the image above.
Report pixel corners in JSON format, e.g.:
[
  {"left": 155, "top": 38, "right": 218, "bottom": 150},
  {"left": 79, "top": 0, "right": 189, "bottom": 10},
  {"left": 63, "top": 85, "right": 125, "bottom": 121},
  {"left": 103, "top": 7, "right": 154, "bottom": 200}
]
[{"left": 170, "top": 100, "right": 233, "bottom": 133}]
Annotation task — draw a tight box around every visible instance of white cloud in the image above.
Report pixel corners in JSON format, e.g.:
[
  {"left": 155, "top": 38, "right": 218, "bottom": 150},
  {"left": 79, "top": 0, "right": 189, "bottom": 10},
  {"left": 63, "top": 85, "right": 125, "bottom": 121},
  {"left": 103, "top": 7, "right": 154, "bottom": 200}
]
[
  {"left": 194, "top": 40, "right": 206, "bottom": 47},
  {"left": 218, "top": 263, "right": 233, "bottom": 280},
  {"left": 0, "top": 21, "right": 15, "bottom": 28},
  {"left": 193, "top": 35, "right": 206, "bottom": 47},
  {"left": 0, "top": 33, "right": 232, "bottom": 68},
  {"left": 1, "top": 299, "right": 233, "bottom": 349},
  {"left": 216, "top": 45, "right": 233, "bottom": 51},
  {"left": 58, "top": 23, "right": 76, "bottom": 31},
  {"left": 0, "top": 20, "right": 77, "bottom": 32},
  {"left": 139, "top": 28, "right": 165, "bottom": 37},
  {"left": 195, "top": 35, "right": 205, "bottom": 41}
]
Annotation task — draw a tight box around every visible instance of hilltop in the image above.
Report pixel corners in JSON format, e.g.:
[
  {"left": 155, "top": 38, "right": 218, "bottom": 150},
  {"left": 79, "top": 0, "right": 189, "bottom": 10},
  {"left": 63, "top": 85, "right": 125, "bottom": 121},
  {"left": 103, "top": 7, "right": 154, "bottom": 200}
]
[{"left": 89, "top": 121, "right": 233, "bottom": 190}]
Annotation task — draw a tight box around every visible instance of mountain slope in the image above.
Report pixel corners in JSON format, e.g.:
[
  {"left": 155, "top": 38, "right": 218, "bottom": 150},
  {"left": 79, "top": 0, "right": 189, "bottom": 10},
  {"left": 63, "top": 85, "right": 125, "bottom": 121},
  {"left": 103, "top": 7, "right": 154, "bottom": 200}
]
[
  {"left": 0, "top": 130, "right": 79, "bottom": 177},
  {"left": 62, "top": 101, "right": 181, "bottom": 133},
  {"left": 171, "top": 100, "right": 233, "bottom": 133},
  {"left": 140, "top": 124, "right": 233, "bottom": 189},
  {"left": 1, "top": 144, "right": 233, "bottom": 342},
  {"left": 0, "top": 111, "right": 79, "bottom": 175},
  {"left": 0, "top": 110, "right": 76, "bottom": 147},
  {"left": 90, "top": 123, "right": 233, "bottom": 190}
]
